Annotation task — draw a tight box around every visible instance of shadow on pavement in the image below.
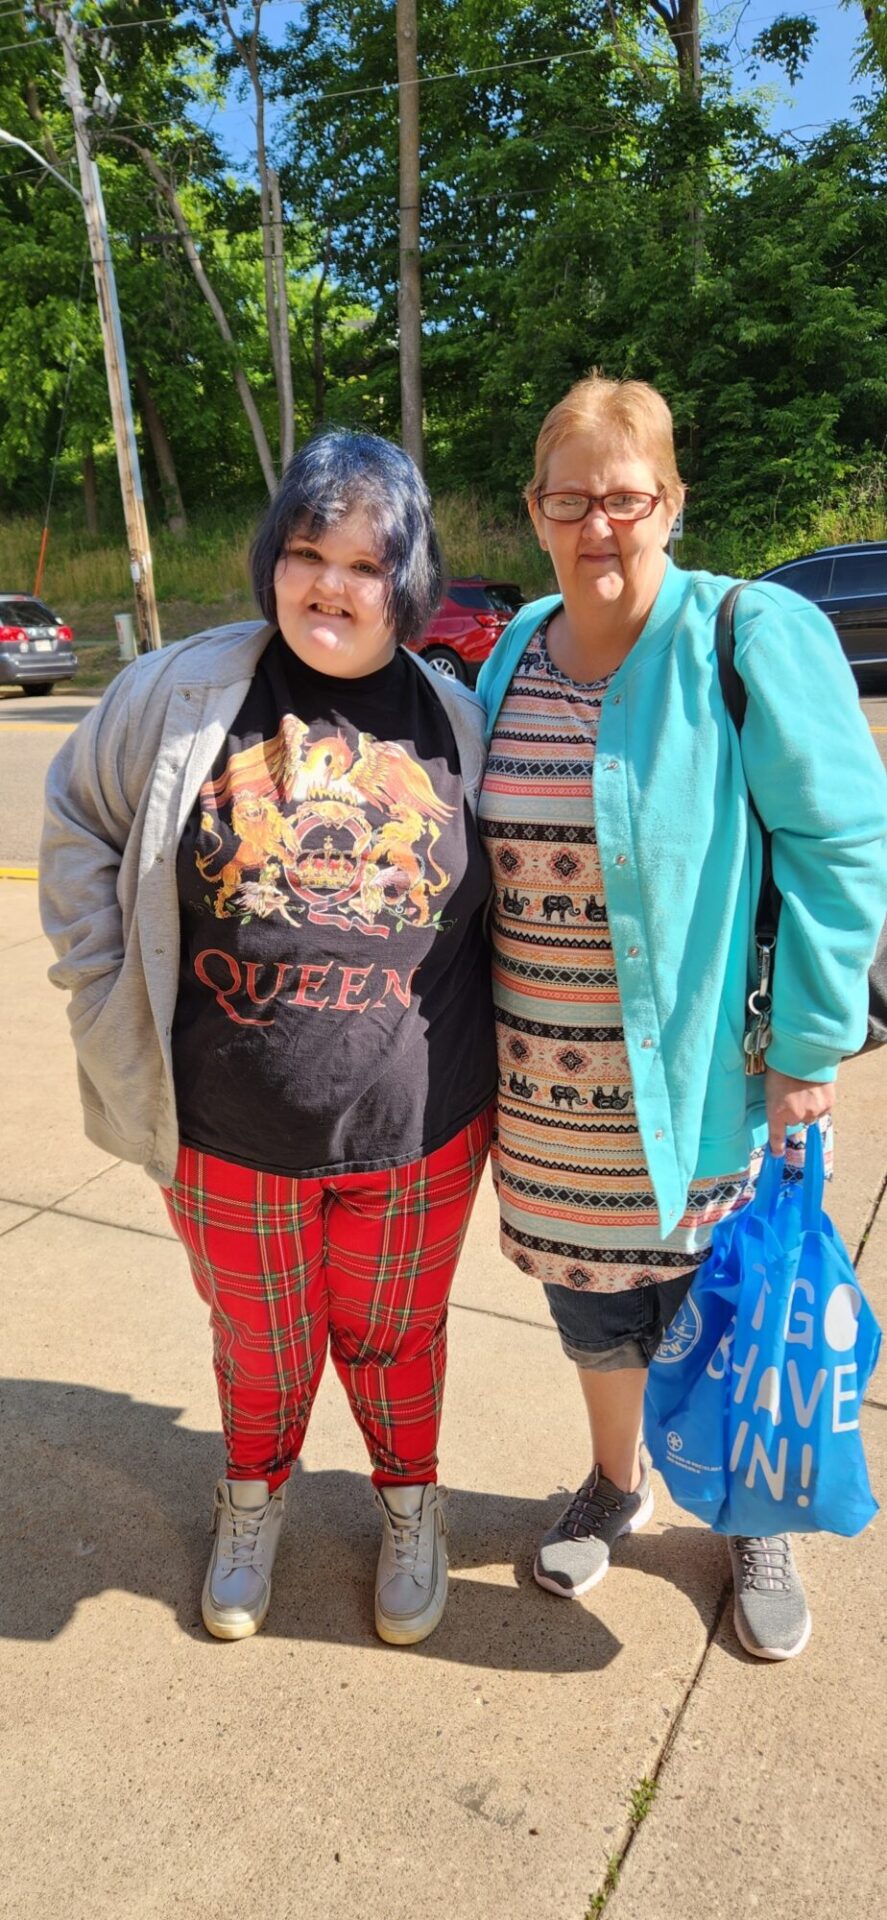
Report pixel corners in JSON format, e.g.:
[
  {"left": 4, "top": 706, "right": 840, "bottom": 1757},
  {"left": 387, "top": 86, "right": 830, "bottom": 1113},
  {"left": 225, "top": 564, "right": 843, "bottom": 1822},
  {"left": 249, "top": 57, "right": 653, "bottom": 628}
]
[{"left": 2, "top": 1378, "right": 724, "bottom": 1669}]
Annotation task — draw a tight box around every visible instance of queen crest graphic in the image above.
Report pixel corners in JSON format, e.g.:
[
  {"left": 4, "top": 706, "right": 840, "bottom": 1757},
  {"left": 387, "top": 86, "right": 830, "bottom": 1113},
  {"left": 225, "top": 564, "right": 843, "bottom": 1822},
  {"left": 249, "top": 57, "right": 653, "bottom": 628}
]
[
  {"left": 194, "top": 714, "right": 454, "bottom": 936},
  {"left": 656, "top": 1291, "right": 703, "bottom": 1364}
]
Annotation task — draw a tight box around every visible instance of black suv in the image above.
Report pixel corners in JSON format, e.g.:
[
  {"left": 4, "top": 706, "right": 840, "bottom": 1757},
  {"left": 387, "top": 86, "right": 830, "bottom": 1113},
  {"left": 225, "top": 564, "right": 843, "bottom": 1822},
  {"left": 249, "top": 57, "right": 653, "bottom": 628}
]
[{"left": 756, "top": 543, "right": 887, "bottom": 679}]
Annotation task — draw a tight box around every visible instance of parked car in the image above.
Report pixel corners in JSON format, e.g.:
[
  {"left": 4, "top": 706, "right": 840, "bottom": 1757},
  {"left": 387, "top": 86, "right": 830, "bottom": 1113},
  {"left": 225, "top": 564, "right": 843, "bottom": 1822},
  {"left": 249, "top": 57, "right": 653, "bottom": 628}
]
[
  {"left": 756, "top": 543, "right": 887, "bottom": 680},
  {"left": 406, "top": 577, "right": 525, "bottom": 682},
  {"left": 0, "top": 594, "right": 78, "bottom": 696}
]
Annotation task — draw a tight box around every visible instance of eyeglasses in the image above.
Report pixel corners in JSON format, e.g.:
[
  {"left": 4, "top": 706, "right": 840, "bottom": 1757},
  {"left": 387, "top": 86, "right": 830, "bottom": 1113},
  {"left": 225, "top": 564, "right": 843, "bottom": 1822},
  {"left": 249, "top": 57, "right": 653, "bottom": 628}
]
[{"left": 536, "top": 489, "right": 664, "bottom": 524}]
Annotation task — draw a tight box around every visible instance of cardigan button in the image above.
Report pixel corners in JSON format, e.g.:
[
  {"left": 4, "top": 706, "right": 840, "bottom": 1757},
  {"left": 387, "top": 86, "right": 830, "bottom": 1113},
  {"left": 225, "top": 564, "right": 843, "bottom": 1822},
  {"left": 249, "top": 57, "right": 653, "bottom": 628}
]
[
  {"left": 641, "top": 1037, "right": 653, "bottom": 1049},
  {"left": 654, "top": 1128, "right": 664, "bottom": 1140},
  {"left": 605, "top": 759, "right": 618, "bottom": 770},
  {"left": 627, "top": 945, "right": 640, "bottom": 958},
  {"left": 615, "top": 854, "right": 627, "bottom": 867}
]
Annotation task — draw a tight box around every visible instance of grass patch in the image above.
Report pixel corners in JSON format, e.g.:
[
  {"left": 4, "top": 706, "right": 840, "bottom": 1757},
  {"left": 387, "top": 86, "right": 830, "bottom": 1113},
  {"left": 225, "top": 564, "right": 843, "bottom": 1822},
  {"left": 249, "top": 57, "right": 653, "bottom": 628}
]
[
  {"left": 584, "top": 1775, "right": 660, "bottom": 1916},
  {"left": 0, "top": 515, "right": 256, "bottom": 610},
  {"left": 0, "top": 500, "right": 552, "bottom": 615},
  {"left": 586, "top": 1856, "right": 620, "bottom": 1917},
  {"left": 628, "top": 1776, "right": 659, "bottom": 1827}
]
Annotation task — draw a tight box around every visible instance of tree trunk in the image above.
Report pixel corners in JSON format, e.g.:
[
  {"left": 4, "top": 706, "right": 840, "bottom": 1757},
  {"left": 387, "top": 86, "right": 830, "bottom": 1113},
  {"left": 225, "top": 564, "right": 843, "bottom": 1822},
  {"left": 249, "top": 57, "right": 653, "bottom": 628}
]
[
  {"left": 647, "top": 0, "right": 704, "bottom": 277},
  {"left": 396, "top": 0, "right": 424, "bottom": 472},
  {"left": 270, "top": 169, "right": 295, "bottom": 467},
  {"left": 135, "top": 366, "right": 188, "bottom": 535},
  {"left": 312, "top": 287, "right": 325, "bottom": 427},
  {"left": 82, "top": 449, "right": 99, "bottom": 534},
  {"left": 217, "top": 2, "right": 294, "bottom": 469},
  {"left": 109, "top": 137, "right": 278, "bottom": 496}
]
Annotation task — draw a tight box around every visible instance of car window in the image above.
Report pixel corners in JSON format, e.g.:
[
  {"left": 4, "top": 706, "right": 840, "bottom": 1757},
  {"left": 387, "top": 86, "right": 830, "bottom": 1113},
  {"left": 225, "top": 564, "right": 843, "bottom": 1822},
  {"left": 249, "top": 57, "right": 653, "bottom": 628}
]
[
  {"left": 827, "top": 553, "right": 887, "bottom": 598},
  {"left": 448, "top": 585, "right": 495, "bottom": 610},
  {"left": 0, "top": 597, "right": 56, "bottom": 627},
  {"left": 765, "top": 560, "right": 832, "bottom": 600},
  {"left": 448, "top": 582, "right": 523, "bottom": 613},
  {"left": 483, "top": 584, "right": 524, "bottom": 613}
]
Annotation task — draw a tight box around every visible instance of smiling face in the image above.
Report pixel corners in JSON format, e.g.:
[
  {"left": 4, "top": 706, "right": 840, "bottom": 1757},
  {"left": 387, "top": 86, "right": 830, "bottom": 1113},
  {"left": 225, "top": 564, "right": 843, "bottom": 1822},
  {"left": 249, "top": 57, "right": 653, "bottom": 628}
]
[
  {"left": 272, "top": 509, "right": 396, "bottom": 677},
  {"left": 528, "top": 434, "right": 675, "bottom": 623}
]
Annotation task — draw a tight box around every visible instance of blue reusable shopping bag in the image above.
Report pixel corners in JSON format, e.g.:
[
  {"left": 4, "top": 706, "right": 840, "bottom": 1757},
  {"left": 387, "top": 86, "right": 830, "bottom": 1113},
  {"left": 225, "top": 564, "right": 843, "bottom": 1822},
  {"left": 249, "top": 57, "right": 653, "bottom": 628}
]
[{"left": 644, "top": 1125, "right": 881, "bottom": 1536}]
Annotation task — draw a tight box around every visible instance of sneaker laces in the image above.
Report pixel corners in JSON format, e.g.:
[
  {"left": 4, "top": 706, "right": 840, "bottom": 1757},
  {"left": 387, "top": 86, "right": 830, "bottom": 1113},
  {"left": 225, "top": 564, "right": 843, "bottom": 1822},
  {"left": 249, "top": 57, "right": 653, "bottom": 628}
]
[
  {"left": 561, "top": 1471, "right": 626, "bottom": 1541},
  {"left": 733, "top": 1534, "right": 793, "bottom": 1593},
  {"left": 215, "top": 1491, "right": 266, "bottom": 1567},
  {"left": 384, "top": 1509, "right": 423, "bottom": 1574}
]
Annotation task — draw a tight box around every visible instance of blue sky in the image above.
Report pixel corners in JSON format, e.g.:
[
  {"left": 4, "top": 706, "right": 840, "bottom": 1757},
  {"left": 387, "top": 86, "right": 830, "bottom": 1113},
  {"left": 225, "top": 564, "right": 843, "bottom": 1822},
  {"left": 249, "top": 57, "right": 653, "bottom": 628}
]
[
  {"left": 745, "top": 1, "right": 874, "bottom": 134},
  {"left": 215, "top": 2, "right": 875, "bottom": 166}
]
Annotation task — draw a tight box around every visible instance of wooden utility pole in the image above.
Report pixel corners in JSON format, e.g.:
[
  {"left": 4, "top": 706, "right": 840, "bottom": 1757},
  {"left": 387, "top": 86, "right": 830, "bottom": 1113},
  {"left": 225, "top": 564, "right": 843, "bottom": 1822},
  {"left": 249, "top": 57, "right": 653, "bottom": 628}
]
[
  {"left": 40, "top": 3, "right": 162, "bottom": 650},
  {"left": 396, "top": 0, "right": 424, "bottom": 473}
]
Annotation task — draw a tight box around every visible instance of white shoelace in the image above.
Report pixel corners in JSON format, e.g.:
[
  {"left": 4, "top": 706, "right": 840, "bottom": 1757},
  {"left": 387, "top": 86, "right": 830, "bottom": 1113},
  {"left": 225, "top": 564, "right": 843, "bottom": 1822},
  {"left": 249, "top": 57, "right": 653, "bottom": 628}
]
[
  {"left": 734, "top": 1535, "right": 793, "bottom": 1592},
  {"left": 386, "top": 1512, "right": 423, "bottom": 1572},
  {"left": 216, "top": 1494, "right": 266, "bottom": 1567}
]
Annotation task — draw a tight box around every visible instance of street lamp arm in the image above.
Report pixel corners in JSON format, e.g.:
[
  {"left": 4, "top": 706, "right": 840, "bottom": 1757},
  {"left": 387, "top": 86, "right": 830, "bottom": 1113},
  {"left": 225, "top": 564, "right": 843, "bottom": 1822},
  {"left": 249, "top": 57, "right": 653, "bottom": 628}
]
[{"left": 0, "top": 126, "right": 83, "bottom": 201}]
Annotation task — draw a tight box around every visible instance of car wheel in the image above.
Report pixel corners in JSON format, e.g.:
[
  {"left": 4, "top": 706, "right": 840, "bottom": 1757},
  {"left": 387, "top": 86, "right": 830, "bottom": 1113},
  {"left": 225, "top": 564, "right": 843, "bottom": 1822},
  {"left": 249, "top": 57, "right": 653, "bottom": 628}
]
[
  {"left": 422, "top": 646, "right": 467, "bottom": 683},
  {"left": 22, "top": 682, "right": 52, "bottom": 697}
]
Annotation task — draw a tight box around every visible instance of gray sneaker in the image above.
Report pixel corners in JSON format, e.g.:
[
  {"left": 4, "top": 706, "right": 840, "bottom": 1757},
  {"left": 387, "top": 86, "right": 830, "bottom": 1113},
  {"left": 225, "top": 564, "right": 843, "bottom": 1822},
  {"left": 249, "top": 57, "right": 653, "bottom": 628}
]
[
  {"left": 534, "top": 1464, "right": 654, "bottom": 1597},
  {"left": 202, "top": 1477, "right": 286, "bottom": 1641},
  {"left": 374, "top": 1483, "right": 448, "bottom": 1646},
  {"left": 729, "top": 1534, "right": 812, "bottom": 1661}
]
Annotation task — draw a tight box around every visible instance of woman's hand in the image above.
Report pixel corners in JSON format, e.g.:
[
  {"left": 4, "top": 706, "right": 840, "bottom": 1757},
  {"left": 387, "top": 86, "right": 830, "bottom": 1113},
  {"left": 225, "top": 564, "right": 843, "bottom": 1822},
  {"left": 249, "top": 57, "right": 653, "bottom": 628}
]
[{"left": 764, "top": 1067, "right": 835, "bottom": 1156}]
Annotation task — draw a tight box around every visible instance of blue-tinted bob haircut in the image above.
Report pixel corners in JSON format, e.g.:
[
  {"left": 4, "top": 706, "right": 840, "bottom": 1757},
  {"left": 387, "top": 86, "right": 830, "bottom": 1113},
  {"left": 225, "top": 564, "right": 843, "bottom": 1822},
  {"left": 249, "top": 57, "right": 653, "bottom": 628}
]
[{"left": 250, "top": 430, "right": 444, "bottom": 648}]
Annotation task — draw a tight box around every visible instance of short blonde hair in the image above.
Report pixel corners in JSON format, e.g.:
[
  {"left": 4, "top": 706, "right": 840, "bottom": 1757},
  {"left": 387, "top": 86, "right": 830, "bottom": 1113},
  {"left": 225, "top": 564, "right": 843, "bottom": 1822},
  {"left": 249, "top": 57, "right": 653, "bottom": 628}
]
[{"left": 527, "top": 372, "right": 685, "bottom": 513}]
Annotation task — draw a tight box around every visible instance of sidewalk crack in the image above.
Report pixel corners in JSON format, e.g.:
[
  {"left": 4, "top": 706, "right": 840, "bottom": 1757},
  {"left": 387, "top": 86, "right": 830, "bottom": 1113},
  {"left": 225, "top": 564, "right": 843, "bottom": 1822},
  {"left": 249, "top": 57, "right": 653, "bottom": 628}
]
[
  {"left": 854, "top": 1164, "right": 887, "bottom": 1267},
  {"left": 583, "top": 1576, "right": 732, "bottom": 1917}
]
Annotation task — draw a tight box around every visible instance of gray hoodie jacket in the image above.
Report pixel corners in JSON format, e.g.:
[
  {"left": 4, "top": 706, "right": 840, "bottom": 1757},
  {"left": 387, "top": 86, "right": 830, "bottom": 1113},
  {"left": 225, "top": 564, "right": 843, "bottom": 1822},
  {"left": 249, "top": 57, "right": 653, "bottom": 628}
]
[{"left": 39, "top": 621, "right": 488, "bottom": 1185}]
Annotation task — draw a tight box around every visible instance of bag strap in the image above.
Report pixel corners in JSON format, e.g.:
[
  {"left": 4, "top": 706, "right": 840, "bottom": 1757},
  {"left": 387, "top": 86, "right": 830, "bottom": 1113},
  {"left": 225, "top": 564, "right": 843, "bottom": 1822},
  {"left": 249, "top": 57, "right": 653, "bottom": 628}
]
[
  {"left": 715, "top": 586, "right": 782, "bottom": 951},
  {"left": 714, "top": 583, "right": 749, "bottom": 732},
  {"left": 749, "top": 1143, "right": 787, "bottom": 1221},
  {"left": 800, "top": 1119, "right": 826, "bottom": 1232}
]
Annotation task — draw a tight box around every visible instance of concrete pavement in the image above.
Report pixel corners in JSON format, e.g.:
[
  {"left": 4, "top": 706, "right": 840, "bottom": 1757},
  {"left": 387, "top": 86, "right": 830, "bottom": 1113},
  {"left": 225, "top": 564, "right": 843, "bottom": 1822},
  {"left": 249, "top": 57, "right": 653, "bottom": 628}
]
[{"left": 1, "top": 876, "right": 885, "bottom": 1920}]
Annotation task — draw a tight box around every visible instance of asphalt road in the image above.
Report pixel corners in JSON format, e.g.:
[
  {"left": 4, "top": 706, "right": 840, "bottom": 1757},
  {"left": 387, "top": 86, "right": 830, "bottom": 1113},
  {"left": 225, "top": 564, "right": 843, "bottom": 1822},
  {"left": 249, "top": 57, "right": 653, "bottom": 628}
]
[{"left": 2, "top": 682, "right": 886, "bottom": 871}]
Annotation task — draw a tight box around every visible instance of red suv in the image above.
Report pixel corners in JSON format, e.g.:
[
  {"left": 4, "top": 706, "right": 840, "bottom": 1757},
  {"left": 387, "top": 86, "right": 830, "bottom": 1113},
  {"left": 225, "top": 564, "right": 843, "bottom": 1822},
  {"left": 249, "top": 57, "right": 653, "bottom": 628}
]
[{"left": 407, "top": 577, "right": 525, "bottom": 682}]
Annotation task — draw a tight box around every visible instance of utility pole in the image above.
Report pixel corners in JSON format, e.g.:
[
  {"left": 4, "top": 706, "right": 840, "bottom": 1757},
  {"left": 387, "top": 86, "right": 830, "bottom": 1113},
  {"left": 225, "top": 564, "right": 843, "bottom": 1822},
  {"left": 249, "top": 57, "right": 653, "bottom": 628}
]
[
  {"left": 36, "top": 3, "right": 161, "bottom": 650},
  {"left": 396, "top": 0, "right": 424, "bottom": 473}
]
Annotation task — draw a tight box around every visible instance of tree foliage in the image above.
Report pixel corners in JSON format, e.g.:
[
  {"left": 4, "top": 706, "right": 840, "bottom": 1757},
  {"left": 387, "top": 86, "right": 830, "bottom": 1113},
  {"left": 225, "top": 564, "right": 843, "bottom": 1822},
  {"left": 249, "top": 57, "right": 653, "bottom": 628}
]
[{"left": 0, "top": 0, "right": 885, "bottom": 570}]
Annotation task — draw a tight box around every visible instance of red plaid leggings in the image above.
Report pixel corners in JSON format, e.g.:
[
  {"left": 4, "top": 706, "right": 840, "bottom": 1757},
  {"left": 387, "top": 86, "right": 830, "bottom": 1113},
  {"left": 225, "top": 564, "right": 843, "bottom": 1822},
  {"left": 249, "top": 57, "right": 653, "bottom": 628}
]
[{"left": 163, "top": 1106, "right": 492, "bottom": 1490}]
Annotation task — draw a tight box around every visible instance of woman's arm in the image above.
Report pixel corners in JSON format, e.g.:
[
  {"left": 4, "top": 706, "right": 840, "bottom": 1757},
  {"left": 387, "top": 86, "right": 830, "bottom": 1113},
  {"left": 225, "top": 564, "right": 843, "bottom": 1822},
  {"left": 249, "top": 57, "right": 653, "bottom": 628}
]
[
  {"left": 733, "top": 584, "right": 887, "bottom": 1080},
  {"left": 39, "top": 678, "right": 137, "bottom": 1003}
]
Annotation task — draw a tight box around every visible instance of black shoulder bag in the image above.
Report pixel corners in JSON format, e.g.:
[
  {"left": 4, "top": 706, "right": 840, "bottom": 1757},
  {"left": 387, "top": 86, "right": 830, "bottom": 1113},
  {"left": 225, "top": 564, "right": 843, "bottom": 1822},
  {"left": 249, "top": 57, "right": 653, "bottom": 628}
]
[{"left": 715, "top": 583, "right": 887, "bottom": 1069}]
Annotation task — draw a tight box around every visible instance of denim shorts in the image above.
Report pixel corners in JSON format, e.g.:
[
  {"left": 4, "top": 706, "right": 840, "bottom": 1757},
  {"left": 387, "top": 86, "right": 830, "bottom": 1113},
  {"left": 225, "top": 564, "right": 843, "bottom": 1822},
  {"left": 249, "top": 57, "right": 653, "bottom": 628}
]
[{"left": 543, "top": 1272, "right": 696, "bottom": 1372}]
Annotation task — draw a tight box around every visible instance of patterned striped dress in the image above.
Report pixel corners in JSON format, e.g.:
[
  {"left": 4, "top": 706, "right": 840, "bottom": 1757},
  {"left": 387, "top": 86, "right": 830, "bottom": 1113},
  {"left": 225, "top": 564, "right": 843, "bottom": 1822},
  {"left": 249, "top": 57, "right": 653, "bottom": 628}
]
[{"left": 479, "top": 619, "right": 772, "bottom": 1294}]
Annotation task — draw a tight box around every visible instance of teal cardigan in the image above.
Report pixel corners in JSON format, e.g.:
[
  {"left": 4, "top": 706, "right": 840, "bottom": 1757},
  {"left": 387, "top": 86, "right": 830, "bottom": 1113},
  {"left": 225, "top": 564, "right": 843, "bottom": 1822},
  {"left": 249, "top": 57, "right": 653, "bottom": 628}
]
[{"left": 476, "top": 559, "right": 887, "bottom": 1237}]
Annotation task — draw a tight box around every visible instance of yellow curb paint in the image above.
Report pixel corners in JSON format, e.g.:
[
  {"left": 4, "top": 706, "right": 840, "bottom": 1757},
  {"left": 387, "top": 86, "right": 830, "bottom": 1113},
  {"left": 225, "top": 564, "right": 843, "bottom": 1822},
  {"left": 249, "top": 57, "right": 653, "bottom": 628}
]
[
  {"left": 0, "top": 867, "right": 38, "bottom": 880},
  {"left": 0, "top": 722, "right": 76, "bottom": 734}
]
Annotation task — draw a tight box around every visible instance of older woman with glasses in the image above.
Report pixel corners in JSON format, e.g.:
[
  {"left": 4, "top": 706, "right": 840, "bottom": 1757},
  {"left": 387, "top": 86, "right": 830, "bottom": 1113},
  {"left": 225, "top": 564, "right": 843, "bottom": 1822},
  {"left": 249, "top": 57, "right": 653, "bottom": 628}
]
[
  {"left": 477, "top": 373, "right": 887, "bottom": 1661},
  {"left": 40, "top": 430, "right": 496, "bottom": 1647}
]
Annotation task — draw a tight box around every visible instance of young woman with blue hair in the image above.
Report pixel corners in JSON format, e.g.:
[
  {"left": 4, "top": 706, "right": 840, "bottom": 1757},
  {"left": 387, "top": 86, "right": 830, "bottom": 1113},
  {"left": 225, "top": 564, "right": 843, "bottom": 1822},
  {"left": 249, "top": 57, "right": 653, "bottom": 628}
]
[{"left": 40, "top": 430, "right": 497, "bottom": 1647}]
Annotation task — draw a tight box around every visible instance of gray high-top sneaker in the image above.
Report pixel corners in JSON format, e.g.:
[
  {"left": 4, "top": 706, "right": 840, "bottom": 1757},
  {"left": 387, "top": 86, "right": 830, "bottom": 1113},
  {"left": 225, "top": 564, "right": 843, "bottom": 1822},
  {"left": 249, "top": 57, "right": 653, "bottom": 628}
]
[
  {"left": 202, "top": 1477, "right": 286, "bottom": 1641},
  {"left": 729, "top": 1534, "right": 812, "bottom": 1660},
  {"left": 534, "top": 1463, "right": 654, "bottom": 1597},
  {"left": 373, "top": 1483, "right": 448, "bottom": 1646}
]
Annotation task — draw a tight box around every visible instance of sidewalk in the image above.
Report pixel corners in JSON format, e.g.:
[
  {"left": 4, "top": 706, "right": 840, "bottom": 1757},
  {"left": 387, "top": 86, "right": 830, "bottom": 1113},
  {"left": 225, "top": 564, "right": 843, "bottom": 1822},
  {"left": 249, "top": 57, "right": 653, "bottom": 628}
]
[{"left": 1, "top": 874, "right": 884, "bottom": 1920}]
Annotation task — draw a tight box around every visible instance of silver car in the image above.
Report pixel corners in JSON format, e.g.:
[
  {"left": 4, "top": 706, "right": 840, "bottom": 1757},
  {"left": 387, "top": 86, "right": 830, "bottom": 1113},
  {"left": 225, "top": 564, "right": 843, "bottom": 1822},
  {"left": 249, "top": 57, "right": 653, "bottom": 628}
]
[{"left": 0, "top": 594, "right": 78, "bottom": 696}]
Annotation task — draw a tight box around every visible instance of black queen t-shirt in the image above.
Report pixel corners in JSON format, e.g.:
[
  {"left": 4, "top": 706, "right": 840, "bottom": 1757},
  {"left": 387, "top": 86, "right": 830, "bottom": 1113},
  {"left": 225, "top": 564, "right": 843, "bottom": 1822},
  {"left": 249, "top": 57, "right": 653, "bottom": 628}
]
[{"left": 172, "top": 636, "right": 496, "bottom": 1175}]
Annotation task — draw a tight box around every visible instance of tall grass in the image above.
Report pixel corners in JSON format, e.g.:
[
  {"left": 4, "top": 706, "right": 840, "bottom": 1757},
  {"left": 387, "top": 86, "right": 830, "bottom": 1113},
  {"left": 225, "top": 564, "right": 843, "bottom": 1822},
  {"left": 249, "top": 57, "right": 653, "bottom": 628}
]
[
  {"left": 3, "top": 465, "right": 886, "bottom": 618},
  {"left": 0, "top": 496, "right": 553, "bottom": 615},
  {"left": 0, "top": 514, "right": 255, "bottom": 610},
  {"left": 434, "top": 494, "right": 556, "bottom": 596}
]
